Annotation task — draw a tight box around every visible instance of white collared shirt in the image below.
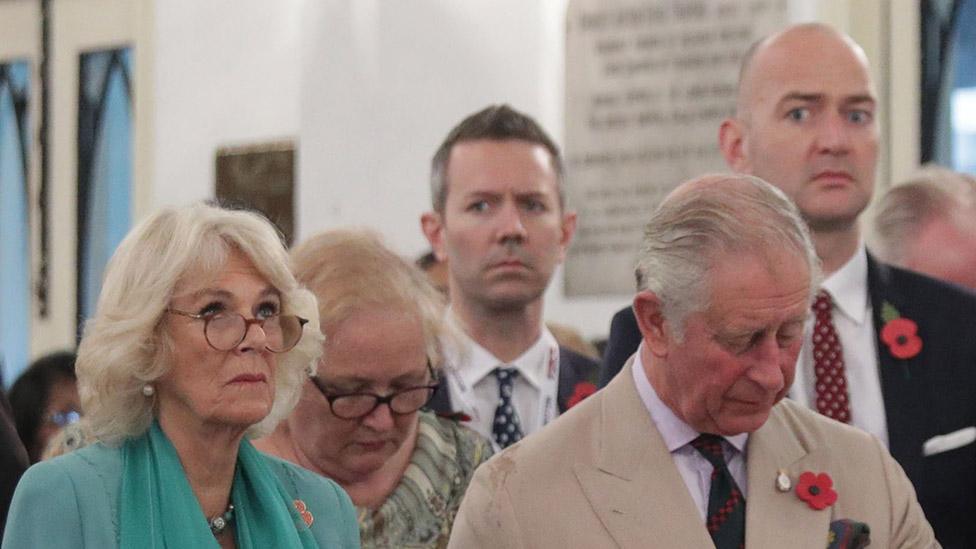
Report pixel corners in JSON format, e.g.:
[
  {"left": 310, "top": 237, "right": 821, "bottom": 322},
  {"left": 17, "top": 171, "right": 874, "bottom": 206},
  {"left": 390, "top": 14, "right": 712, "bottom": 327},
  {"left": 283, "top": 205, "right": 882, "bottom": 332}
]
[
  {"left": 632, "top": 348, "right": 749, "bottom": 521},
  {"left": 441, "top": 312, "right": 560, "bottom": 446},
  {"left": 789, "top": 245, "right": 888, "bottom": 446}
]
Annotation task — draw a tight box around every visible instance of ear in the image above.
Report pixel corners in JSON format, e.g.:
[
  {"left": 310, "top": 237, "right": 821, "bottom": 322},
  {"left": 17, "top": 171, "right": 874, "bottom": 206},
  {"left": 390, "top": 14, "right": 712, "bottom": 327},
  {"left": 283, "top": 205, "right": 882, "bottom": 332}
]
[
  {"left": 633, "top": 290, "right": 671, "bottom": 357},
  {"left": 555, "top": 211, "right": 578, "bottom": 262},
  {"left": 718, "top": 117, "right": 751, "bottom": 173},
  {"left": 420, "top": 212, "right": 447, "bottom": 261}
]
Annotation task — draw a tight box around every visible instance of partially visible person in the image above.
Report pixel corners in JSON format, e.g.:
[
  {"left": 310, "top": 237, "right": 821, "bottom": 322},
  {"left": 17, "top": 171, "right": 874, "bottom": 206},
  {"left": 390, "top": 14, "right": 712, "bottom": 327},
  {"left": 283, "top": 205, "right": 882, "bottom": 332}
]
[
  {"left": 418, "top": 250, "right": 600, "bottom": 360},
  {"left": 256, "top": 229, "right": 491, "bottom": 548},
  {"left": 449, "top": 174, "right": 936, "bottom": 549},
  {"left": 421, "top": 105, "right": 599, "bottom": 449},
  {"left": 871, "top": 165, "right": 976, "bottom": 290},
  {"left": 416, "top": 250, "right": 450, "bottom": 296},
  {"left": 8, "top": 351, "right": 80, "bottom": 462},
  {"left": 3, "top": 203, "right": 359, "bottom": 548},
  {"left": 0, "top": 386, "right": 29, "bottom": 539}
]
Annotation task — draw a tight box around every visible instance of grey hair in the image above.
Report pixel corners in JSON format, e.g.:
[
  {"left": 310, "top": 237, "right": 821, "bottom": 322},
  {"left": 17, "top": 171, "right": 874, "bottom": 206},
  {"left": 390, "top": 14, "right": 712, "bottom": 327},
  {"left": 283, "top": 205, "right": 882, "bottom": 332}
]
[
  {"left": 429, "top": 104, "right": 564, "bottom": 213},
  {"left": 635, "top": 174, "right": 821, "bottom": 338},
  {"left": 76, "top": 202, "right": 323, "bottom": 445},
  {"left": 872, "top": 165, "right": 976, "bottom": 264},
  {"left": 290, "top": 229, "right": 448, "bottom": 372}
]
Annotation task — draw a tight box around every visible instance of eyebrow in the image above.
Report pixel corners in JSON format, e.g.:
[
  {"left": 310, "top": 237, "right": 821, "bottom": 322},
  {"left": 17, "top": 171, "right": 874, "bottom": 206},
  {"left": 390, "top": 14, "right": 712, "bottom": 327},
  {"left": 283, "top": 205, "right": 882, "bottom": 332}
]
[
  {"left": 190, "top": 285, "right": 279, "bottom": 301},
  {"left": 777, "top": 92, "right": 876, "bottom": 107}
]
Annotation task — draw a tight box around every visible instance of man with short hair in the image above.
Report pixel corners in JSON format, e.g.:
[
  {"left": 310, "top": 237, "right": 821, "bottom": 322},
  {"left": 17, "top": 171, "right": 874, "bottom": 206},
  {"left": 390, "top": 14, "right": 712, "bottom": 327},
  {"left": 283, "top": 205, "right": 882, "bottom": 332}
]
[
  {"left": 871, "top": 166, "right": 976, "bottom": 290},
  {"left": 449, "top": 174, "right": 936, "bottom": 549},
  {"left": 421, "top": 105, "right": 599, "bottom": 450},
  {"left": 598, "top": 23, "right": 976, "bottom": 547}
]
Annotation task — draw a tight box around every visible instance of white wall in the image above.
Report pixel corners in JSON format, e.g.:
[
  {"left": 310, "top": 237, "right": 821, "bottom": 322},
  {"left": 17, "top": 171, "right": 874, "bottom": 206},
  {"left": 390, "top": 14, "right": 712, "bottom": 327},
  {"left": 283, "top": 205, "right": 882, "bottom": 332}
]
[
  {"left": 298, "top": 0, "right": 632, "bottom": 339},
  {"left": 151, "top": 0, "right": 304, "bottom": 209}
]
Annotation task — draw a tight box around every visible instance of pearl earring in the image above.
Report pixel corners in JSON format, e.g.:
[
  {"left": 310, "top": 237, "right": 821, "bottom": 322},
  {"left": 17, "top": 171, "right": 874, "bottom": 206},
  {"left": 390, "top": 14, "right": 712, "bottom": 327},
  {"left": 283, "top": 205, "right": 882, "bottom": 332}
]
[{"left": 142, "top": 384, "right": 155, "bottom": 397}]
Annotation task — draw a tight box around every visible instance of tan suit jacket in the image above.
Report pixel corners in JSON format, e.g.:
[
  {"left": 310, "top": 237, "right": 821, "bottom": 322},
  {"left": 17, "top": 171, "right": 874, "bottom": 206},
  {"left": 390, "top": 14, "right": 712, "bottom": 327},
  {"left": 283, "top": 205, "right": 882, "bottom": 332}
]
[{"left": 448, "top": 359, "right": 938, "bottom": 549}]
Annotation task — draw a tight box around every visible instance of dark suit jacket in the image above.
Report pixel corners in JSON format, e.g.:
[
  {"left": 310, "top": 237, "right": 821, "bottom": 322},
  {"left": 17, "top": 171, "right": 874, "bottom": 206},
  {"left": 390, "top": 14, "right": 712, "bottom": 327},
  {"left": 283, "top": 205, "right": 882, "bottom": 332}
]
[
  {"left": 0, "top": 388, "right": 29, "bottom": 539},
  {"left": 598, "top": 253, "right": 976, "bottom": 548},
  {"left": 428, "top": 346, "right": 600, "bottom": 416}
]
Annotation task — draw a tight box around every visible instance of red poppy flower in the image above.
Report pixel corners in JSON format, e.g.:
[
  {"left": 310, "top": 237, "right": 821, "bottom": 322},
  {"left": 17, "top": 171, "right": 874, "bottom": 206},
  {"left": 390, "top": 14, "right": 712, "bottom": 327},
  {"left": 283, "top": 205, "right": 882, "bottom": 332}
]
[
  {"left": 293, "top": 499, "right": 314, "bottom": 527},
  {"left": 436, "top": 411, "right": 472, "bottom": 423},
  {"left": 880, "top": 317, "right": 923, "bottom": 359},
  {"left": 796, "top": 471, "right": 837, "bottom": 510},
  {"left": 566, "top": 382, "right": 598, "bottom": 409}
]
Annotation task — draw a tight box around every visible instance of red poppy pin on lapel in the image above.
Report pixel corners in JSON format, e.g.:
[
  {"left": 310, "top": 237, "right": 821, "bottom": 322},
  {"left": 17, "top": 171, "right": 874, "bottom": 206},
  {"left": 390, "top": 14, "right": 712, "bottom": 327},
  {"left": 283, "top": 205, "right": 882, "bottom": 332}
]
[
  {"left": 293, "top": 499, "right": 314, "bottom": 527},
  {"left": 566, "top": 382, "right": 598, "bottom": 409},
  {"left": 796, "top": 471, "right": 837, "bottom": 510},
  {"left": 880, "top": 302, "right": 922, "bottom": 360}
]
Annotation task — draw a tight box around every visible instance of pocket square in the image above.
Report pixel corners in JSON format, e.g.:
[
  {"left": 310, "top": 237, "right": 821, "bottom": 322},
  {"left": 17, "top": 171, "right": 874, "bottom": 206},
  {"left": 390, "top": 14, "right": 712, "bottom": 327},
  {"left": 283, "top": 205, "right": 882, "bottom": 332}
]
[
  {"left": 922, "top": 426, "right": 976, "bottom": 457},
  {"left": 827, "top": 519, "right": 870, "bottom": 549}
]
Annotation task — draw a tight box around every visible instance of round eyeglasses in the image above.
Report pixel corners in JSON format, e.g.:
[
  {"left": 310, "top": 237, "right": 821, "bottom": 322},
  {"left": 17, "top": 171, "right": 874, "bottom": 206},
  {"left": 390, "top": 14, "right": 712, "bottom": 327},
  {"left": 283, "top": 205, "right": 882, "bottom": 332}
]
[
  {"left": 166, "top": 309, "right": 307, "bottom": 353},
  {"left": 47, "top": 410, "right": 82, "bottom": 428},
  {"left": 310, "top": 363, "right": 439, "bottom": 420}
]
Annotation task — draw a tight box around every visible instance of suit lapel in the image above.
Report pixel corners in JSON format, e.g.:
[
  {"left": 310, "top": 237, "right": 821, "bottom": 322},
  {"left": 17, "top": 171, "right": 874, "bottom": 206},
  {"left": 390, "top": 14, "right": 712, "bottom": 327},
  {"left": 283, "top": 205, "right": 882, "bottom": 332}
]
[
  {"left": 866, "top": 254, "right": 927, "bottom": 475},
  {"left": 745, "top": 404, "right": 832, "bottom": 549},
  {"left": 427, "top": 377, "right": 452, "bottom": 414},
  {"left": 574, "top": 360, "right": 713, "bottom": 547}
]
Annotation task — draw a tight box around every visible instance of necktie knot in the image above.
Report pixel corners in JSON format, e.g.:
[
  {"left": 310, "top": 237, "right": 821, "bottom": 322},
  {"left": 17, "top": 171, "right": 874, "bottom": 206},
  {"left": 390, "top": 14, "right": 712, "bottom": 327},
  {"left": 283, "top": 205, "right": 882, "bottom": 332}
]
[
  {"left": 690, "top": 433, "right": 728, "bottom": 469},
  {"left": 813, "top": 290, "right": 833, "bottom": 315}
]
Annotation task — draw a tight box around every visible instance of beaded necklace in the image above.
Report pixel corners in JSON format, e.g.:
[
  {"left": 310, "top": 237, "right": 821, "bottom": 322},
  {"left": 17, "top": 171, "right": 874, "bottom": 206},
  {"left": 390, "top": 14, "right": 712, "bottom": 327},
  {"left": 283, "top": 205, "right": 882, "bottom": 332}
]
[{"left": 208, "top": 503, "right": 235, "bottom": 536}]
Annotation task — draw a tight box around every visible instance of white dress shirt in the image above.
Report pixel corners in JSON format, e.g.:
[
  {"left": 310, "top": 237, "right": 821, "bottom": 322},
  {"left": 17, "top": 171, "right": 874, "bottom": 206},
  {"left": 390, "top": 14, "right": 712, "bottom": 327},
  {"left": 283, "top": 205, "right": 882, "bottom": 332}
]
[
  {"left": 789, "top": 245, "right": 888, "bottom": 446},
  {"left": 632, "top": 348, "right": 748, "bottom": 521},
  {"left": 441, "top": 312, "right": 560, "bottom": 447}
]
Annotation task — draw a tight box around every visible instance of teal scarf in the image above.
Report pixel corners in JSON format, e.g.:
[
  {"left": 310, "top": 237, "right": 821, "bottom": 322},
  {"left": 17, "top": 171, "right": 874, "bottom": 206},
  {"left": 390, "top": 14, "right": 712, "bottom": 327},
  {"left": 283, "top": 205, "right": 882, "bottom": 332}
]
[{"left": 119, "top": 422, "right": 318, "bottom": 548}]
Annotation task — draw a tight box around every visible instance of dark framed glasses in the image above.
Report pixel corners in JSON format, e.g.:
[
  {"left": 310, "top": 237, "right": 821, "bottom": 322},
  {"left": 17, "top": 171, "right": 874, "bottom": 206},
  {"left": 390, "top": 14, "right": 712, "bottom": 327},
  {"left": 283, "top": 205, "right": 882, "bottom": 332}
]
[
  {"left": 166, "top": 309, "right": 307, "bottom": 353},
  {"left": 310, "top": 362, "right": 439, "bottom": 420}
]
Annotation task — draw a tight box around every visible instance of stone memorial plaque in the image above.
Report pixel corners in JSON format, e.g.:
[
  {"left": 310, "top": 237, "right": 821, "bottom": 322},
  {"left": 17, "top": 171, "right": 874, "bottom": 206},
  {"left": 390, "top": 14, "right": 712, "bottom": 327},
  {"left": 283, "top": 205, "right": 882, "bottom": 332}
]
[
  {"left": 215, "top": 141, "right": 295, "bottom": 246},
  {"left": 564, "top": 0, "right": 788, "bottom": 295}
]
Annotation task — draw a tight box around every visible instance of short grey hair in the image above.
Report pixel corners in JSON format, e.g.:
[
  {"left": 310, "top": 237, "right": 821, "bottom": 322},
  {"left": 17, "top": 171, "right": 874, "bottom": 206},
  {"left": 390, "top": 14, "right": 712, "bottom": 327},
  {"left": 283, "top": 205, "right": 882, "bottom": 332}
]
[
  {"left": 290, "top": 229, "right": 448, "bottom": 371},
  {"left": 76, "top": 202, "right": 323, "bottom": 445},
  {"left": 429, "top": 104, "right": 564, "bottom": 213},
  {"left": 635, "top": 174, "right": 821, "bottom": 337},
  {"left": 872, "top": 165, "right": 976, "bottom": 264}
]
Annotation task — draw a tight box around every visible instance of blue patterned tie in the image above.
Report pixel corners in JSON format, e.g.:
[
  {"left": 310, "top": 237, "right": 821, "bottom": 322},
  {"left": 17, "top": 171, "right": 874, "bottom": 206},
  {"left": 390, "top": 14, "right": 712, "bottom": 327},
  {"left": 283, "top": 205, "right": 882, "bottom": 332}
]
[{"left": 492, "top": 367, "right": 524, "bottom": 448}]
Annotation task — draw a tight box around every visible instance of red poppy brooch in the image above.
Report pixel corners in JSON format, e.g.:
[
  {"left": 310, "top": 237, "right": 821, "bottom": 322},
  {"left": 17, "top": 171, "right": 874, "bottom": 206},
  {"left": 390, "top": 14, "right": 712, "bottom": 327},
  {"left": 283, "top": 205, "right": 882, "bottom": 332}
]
[
  {"left": 566, "top": 382, "right": 598, "bottom": 409},
  {"left": 796, "top": 471, "right": 837, "bottom": 510},
  {"left": 880, "top": 302, "right": 922, "bottom": 359},
  {"left": 293, "top": 499, "right": 314, "bottom": 527}
]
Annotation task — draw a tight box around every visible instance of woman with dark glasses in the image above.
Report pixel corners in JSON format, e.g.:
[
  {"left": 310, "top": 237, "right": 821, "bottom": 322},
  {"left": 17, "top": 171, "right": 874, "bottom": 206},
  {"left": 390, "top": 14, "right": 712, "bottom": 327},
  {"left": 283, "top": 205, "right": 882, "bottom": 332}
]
[{"left": 256, "top": 229, "right": 492, "bottom": 549}]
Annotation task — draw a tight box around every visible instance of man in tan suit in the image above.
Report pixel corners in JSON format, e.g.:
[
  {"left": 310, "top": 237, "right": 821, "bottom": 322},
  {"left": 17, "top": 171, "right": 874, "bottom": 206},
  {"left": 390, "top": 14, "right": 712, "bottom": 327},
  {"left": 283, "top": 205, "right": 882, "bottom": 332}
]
[{"left": 449, "top": 174, "right": 937, "bottom": 549}]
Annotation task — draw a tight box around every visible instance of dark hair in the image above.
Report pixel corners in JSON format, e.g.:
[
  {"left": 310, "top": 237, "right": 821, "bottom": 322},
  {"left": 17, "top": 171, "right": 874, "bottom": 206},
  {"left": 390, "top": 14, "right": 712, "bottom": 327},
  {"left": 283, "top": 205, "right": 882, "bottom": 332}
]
[
  {"left": 8, "top": 351, "right": 77, "bottom": 461},
  {"left": 429, "top": 104, "right": 564, "bottom": 212},
  {"left": 415, "top": 250, "right": 441, "bottom": 271}
]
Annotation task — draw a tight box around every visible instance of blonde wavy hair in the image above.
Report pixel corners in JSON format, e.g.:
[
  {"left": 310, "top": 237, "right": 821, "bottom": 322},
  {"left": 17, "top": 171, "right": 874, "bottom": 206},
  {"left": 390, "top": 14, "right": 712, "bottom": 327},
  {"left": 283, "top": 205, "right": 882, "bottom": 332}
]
[
  {"left": 76, "top": 202, "right": 323, "bottom": 445},
  {"left": 290, "top": 229, "right": 448, "bottom": 372}
]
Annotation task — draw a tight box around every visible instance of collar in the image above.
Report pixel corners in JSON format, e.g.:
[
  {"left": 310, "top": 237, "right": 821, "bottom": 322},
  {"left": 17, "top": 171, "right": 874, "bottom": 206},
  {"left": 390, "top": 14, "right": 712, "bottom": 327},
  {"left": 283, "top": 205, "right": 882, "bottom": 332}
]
[
  {"left": 821, "top": 243, "right": 869, "bottom": 325},
  {"left": 631, "top": 347, "right": 748, "bottom": 454},
  {"left": 445, "top": 309, "right": 553, "bottom": 391}
]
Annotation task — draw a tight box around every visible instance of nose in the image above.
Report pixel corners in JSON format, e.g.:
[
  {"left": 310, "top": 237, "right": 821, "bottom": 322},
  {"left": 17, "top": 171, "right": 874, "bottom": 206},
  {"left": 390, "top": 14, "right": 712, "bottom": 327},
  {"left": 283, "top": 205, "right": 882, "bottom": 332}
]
[
  {"left": 361, "top": 401, "right": 396, "bottom": 432},
  {"left": 495, "top": 201, "right": 527, "bottom": 244},
  {"left": 237, "top": 320, "right": 268, "bottom": 353},
  {"left": 746, "top": 337, "right": 787, "bottom": 393},
  {"left": 815, "top": 113, "right": 852, "bottom": 155}
]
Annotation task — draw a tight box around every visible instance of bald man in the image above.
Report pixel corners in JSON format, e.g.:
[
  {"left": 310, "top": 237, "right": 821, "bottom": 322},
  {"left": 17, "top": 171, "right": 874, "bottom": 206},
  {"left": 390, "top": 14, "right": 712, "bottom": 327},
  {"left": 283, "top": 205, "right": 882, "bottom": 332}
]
[{"left": 599, "top": 24, "right": 976, "bottom": 547}]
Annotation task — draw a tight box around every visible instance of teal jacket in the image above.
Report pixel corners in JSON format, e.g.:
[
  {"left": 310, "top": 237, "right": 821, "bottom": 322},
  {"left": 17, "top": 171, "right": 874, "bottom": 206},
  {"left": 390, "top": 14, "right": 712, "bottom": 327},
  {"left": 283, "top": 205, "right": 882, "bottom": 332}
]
[{"left": 1, "top": 442, "right": 360, "bottom": 548}]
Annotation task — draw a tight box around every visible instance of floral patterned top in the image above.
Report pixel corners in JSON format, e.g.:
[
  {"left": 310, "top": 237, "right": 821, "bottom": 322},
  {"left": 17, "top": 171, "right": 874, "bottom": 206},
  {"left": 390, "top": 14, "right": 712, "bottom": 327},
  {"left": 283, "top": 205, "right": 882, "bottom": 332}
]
[{"left": 358, "top": 410, "right": 492, "bottom": 548}]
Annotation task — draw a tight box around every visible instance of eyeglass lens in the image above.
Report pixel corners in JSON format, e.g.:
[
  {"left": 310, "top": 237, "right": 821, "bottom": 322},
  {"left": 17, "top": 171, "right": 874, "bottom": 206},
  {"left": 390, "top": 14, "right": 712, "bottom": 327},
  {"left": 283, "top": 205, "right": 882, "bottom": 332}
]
[
  {"left": 331, "top": 387, "right": 435, "bottom": 419},
  {"left": 204, "top": 314, "right": 304, "bottom": 352}
]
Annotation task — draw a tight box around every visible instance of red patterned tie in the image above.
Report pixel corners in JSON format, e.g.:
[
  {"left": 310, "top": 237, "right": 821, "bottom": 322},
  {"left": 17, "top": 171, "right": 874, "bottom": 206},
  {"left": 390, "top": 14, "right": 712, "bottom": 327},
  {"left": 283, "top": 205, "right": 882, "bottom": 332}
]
[
  {"left": 812, "top": 290, "right": 851, "bottom": 423},
  {"left": 690, "top": 434, "right": 746, "bottom": 549}
]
